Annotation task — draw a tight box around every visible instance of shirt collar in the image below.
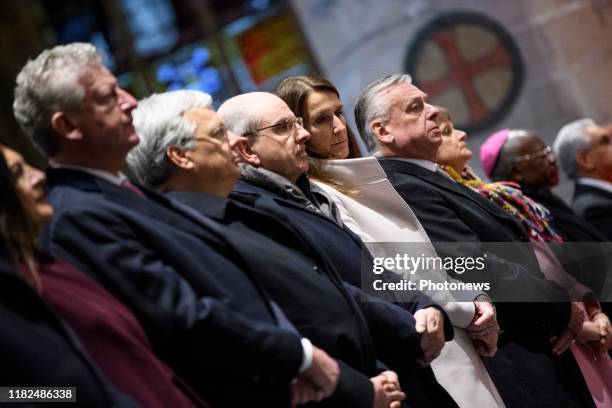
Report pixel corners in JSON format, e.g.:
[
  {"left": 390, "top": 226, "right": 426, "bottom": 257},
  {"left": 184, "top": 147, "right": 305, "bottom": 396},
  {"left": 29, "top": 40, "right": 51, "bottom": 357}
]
[
  {"left": 577, "top": 177, "right": 612, "bottom": 194},
  {"left": 51, "top": 164, "right": 127, "bottom": 186},
  {"left": 384, "top": 157, "right": 452, "bottom": 178}
]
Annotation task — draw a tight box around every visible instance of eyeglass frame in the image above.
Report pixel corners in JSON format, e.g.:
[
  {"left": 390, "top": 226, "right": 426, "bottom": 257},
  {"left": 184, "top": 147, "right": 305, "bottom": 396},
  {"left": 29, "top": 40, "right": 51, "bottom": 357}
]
[
  {"left": 242, "top": 116, "right": 304, "bottom": 137},
  {"left": 513, "top": 145, "right": 552, "bottom": 163}
]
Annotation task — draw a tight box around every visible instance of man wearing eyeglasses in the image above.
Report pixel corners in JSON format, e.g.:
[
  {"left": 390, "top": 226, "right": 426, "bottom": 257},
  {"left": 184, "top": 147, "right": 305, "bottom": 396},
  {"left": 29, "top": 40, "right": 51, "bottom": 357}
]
[
  {"left": 555, "top": 118, "right": 612, "bottom": 241},
  {"left": 219, "top": 91, "right": 465, "bottom": 408}
]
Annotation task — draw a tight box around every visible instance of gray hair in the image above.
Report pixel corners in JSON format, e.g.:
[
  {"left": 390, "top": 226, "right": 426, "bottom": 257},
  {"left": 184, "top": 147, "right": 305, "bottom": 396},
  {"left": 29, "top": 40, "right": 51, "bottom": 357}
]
[
  {"left": 553, "top": 118, "right": 595, "bottom": 179},
  {"left": 127, "top": 90, "right": 213, "bottom": 187},
  {"left": 490, "top": 129, "right": 531, "bottom": 181},
  {"left": 354, "top": 74, "right": 413, "bottom": 154},
  {"left": 13, "top": 43, "right": 102, "bottom": 156}
]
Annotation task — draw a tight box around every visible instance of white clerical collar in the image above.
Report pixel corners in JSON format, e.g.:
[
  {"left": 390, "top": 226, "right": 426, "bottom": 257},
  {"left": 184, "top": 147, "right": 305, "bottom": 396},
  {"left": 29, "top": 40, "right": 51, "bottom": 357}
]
[
  {"left": 577, "top": 177, "right": 612, "bottom": 195},
  {"left": 52, "top": 164, "right": 127, "bottom": 186}
]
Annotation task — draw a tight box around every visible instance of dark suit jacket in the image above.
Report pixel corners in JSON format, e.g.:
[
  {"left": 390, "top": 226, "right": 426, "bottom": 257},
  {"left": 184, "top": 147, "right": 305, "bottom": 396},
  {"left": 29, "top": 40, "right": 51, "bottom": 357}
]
[
  {"left": 573, "top": 182, "right": 612, "bottom": 241},
  {"left": 0, "top": 237, "right": 138, "bottom": 408},
  {"left": 379, "top": 159, "right": 596, "bottom": 408},
  {"left": 41, "top": 168, "right": 304, "bottom": 407},
  {"left": 523, "top": 186, "right": 612, "bottom": 302},
  {"left": 231, "top": 178, "right": 459, "bottom": 408},
  {"left": 168, "top": 190, "right": 397, "bottom": 407}
]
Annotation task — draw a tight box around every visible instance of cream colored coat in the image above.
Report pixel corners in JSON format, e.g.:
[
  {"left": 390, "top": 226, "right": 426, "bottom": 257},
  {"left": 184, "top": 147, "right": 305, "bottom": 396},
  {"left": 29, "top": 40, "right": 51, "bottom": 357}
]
[{"left": 314, "top": 157, "right": 505, "bottom": 408}]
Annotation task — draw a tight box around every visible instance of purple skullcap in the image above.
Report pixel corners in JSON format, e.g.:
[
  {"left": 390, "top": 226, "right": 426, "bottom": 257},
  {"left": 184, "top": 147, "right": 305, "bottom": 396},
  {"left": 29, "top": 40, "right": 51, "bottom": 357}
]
[{"left": 480, "top": 129, "right": 510, "bottom": 177}]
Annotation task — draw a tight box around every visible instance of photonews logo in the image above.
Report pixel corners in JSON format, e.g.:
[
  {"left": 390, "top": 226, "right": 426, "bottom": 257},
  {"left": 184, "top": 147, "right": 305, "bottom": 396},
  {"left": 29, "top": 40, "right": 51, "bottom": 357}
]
[{"left": 372, "top": 253, "right": 486, "bottom": 275}]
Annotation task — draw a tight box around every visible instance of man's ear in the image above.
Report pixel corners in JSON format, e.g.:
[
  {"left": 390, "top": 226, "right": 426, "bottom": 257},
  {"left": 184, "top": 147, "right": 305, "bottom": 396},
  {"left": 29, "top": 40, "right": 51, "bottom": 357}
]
[
  {"left": 234, "top": 137, "right": 261, "bottom": 166},
  {"left": 370, "top": 119, "right": 394, "bottom": 144},
  {"left": 166, "top": 145, "right": 194, "bottom": 170},
  {"left": 51, "top": 112, "right": 83, "bottom": 141},
  {"left": 576, "top": 149, "right": 594, "bottom": 172}
]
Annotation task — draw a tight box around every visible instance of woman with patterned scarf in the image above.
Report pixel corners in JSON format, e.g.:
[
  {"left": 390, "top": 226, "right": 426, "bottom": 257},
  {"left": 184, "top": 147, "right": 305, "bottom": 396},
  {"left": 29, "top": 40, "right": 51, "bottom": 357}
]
[{"left": 434, "top": 107, "right": 612, "bottom": 408}]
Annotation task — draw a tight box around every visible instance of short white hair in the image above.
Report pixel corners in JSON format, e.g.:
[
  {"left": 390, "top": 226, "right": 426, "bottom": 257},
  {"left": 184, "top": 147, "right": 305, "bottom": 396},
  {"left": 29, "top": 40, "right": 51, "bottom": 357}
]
[
  {"left": 354, "top": 73, "right": 413, "bottom": 154},
  {"left": 13, "top": 43, "right": 101, "bottom": 156},
  {"left": 127, "top": 90, "right": 213, "bottom": 187},
  {"left": 553, "top": 118, "right": 595, "bottom": 179}
]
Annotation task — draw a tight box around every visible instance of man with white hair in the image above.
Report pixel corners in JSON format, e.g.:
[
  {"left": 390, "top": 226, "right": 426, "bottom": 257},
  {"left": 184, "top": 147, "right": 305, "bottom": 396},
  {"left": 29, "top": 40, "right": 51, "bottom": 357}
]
[
  {"left": 554, "top": 118, "right": 612, "bottom": 240},
  {"left": 354, "top": 73, "right": 594, "bottom": 408},
  {"left": 13, "top": 43, "right": 340, "bottom": 407},
  {"left": 127, "top": 89, "right": 408, "bottom": 408}
]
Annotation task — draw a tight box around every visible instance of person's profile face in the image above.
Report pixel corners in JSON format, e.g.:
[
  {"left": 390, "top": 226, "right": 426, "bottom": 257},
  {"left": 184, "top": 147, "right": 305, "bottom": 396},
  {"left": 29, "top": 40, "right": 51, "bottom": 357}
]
[
  {"left": 249, "top": 98, "right": 311, "bottom": 182},
  {"left": 512, "top": 134, "right": 559, "bottom": 187},
  {"left": 584, "top": 124, "right": 612, "bottom": 182},
  {"left": 435, "top": 118, "right": 472, "bottom": 173},
  {"left": 68, "top": 65, "right": 139, "bottom": 157},
  {"left": 379, "top": 83, "right": 441, "bottom": 160},
  {"left": 182, "top": 108, "right": 241, "bottom": 187},
  {"left": 2, "top": 146, "right": 54, "bottom": 230}
]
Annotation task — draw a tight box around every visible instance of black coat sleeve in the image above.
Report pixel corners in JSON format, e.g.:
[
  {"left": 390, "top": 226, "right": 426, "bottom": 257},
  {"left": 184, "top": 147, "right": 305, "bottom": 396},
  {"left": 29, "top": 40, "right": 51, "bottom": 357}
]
[
  {"left": 390, "top": 179, "right": 571, "bottom": 334},
  {"left": 42, "top": 206, "right": 304, "bottom": 384}
]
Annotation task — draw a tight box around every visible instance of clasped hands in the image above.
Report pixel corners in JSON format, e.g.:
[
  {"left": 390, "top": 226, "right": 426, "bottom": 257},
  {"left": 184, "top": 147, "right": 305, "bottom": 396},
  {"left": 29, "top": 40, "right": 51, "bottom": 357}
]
[
  {"left": 552, "top": 302, "right": 612, "bottom": 356},
  {"left": 291, "top": 348, "right": 405, "bottom": 408},
  {"left": 467, "top": 301, "right": 499, "bottom": 357}
]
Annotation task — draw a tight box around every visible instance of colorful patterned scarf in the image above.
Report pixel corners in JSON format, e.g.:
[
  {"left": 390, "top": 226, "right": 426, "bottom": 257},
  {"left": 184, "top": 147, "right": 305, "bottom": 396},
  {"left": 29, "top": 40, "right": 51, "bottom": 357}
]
[{"left": 443, "top": 165, "right": 563, "bottom": 243}]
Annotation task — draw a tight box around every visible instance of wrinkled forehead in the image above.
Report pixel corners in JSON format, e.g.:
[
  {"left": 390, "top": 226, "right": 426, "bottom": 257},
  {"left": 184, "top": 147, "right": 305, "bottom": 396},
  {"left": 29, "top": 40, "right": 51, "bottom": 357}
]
[
  {"left": 586, "top": 124, "right": 609, "bottom": 139},
  {"left": 384, "top": 82, "right": 425, "bottom": 105},
  {"left": 78, "top": 64, "right": 116, "bottom": 89},
  {"left": 184, "top": 107, "right": 221, "bottom": 132}
]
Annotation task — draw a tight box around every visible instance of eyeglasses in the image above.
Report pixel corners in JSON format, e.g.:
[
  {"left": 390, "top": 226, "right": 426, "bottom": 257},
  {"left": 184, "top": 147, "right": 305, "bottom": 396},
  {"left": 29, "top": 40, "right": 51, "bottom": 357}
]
[
  {"left": 514, "top": 145, "right": 552, "bottom": 162},
  {"left": 243, "top": 117, "right": 303, "bottom": 137}
]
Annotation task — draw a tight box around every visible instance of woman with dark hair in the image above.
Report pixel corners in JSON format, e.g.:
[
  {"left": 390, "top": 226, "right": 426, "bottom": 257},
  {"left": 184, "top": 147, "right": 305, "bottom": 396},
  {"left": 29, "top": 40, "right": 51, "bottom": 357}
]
[
  {"left": 275, "top": 75, "right": 362, "bottom": 195},
  {"left": 276, "top": 75, "right": 506, "bottom": 408},
  {"left": 0, "top": 145, "right": 207, "bottom": 408},
  {"left": 434, "top": 111, "right": 612, "bottom": 408}
]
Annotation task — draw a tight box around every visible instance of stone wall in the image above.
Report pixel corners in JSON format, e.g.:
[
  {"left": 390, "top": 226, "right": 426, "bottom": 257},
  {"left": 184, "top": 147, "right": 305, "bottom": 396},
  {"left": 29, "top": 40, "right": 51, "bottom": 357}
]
[{"left": 290, "top": 0, "right": 612, "bottom": 198}]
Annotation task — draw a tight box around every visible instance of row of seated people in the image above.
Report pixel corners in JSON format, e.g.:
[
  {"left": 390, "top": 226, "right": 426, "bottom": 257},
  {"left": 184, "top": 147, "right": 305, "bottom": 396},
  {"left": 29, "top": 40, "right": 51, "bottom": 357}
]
[{"left": 1, "top": 41, "right": 611, "bottom": 407}]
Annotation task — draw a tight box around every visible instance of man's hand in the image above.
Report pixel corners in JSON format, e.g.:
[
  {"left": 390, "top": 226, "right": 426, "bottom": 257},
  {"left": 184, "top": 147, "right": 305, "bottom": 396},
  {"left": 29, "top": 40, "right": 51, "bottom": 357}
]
[
  {"left": 591, "top": 312, "right": 612, "bottom": 354},
  {"left": 371, "top": 371, "right": 406, "bottom": 408},
  {"left": 567, "top": 302, "right": 586, "bottom": 335},
  {"left": 551, "top": 329, "right": 574, "bottom": 356},
  {"left": 414, "top": 307, "right": 445, "bottom": 365},
  {"left": 467, "top": 301, "right": 499, "bottom": 357},
  {"left": 300, "top": 346, "right": 339, "bottom": 400},
  {"left": 291, "top": 377, "right": 320, "bottom": 407}
]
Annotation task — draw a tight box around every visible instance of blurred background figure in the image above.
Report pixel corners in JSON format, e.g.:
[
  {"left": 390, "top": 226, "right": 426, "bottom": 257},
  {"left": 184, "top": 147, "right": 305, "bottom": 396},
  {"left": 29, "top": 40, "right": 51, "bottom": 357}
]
[{"left": 554, "top": 119, "right": 612, "bottom": 241}]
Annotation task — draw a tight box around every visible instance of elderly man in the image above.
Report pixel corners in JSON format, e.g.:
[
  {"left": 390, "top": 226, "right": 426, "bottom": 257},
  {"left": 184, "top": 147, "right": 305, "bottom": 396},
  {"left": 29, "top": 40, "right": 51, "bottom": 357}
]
[
  {"left": 554, "top": 119, "right": 612, "bottom": 241},
  {"left": 12, "top": 43, "right": 339, "bottom": 408},
  {"left": 218, "top": 91, "right": 460, "bottom": 408},
  {"left": 354, "top": 74, "right": 595, "bottom": 408},
  {"left": 127, "top": 89, "right": 407, "bottom": 408}
]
